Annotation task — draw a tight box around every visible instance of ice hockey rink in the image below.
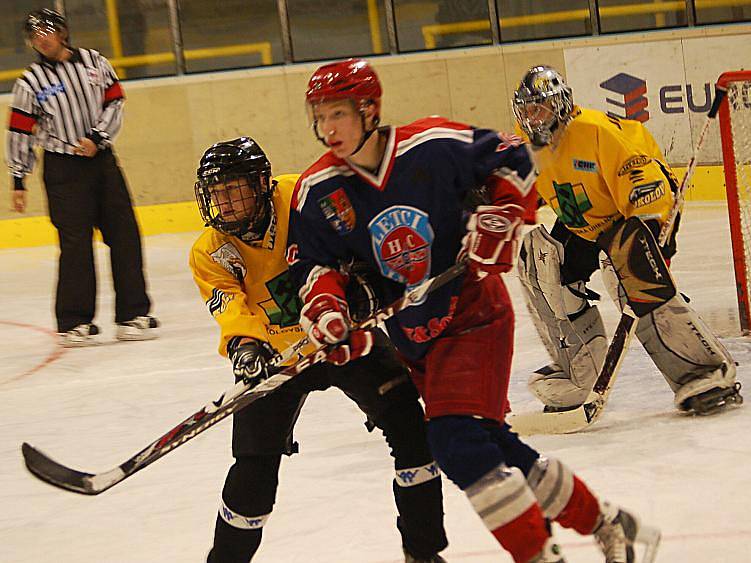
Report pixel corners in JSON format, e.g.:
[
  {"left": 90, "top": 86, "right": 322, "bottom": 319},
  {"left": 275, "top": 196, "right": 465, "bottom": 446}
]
[{"left": 1, "top": 203, "right": 748, "bottom": 563}]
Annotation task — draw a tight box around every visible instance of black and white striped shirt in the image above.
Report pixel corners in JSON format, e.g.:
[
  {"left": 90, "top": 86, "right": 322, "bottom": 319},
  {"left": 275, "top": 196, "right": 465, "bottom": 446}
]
[{"left": 6, "top": 47, "right": 124, "bottom": 189}]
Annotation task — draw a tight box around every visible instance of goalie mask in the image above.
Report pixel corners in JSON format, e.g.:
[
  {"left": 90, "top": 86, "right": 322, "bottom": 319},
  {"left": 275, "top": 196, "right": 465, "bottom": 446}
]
[
  {"left": 24, "top": 9, "right": 69, "bottom": 46},
  {"left": 195, "top": 137, "right": 274, "bottom": 242},
  {"left": 513, "top": 66, "right": 573, "bottom": 147}
]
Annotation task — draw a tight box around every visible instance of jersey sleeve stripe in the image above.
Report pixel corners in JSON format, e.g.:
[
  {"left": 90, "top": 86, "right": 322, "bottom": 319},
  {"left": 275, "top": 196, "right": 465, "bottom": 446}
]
[
  {"left": 104, "top": 81, "right": 124, "bottom": 104},
  {"left": 9, "top": 110, "right": 37, "bottom": 134},
  {"left": 395, "top": 127, "right": 474, "bottom": 158}
]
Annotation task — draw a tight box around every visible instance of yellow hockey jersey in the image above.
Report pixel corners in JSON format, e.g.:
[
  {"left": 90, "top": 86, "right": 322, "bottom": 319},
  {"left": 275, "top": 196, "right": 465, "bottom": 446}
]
[
  {"left": 528, "top": 106, "right": 678, "bottom": 241},
  {"left": 189, "top": 174, "right": 313, "bottom": 360}
]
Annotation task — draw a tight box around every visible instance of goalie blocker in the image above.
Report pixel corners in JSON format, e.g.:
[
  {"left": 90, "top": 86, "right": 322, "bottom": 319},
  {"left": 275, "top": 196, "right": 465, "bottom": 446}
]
[{"left": 520, "top": 216, "right": 741, "bottom": 415}]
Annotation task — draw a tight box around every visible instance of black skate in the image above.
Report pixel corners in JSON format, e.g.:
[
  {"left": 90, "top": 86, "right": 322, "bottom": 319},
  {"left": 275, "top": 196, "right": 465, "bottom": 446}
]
[
  {"left": 403, "top": 548, "right": 447, "bottom": 563},
  {"left": 681, "top": 382, "right": 743, "bottom": 415}
]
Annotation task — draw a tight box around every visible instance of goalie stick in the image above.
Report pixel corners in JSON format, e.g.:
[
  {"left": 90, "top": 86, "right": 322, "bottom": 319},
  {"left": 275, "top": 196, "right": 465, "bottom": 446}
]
[
  {"left": 22, "top": 260, "right": 467, "bottom": 495},
  {"left": 508, "top": 307, "right": 638, "bottom": 436}
]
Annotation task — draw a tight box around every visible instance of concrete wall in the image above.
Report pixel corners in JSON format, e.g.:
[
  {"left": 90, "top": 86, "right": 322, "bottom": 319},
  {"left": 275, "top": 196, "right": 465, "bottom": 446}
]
[{"left": 1, "top": 22, "right": 748, "bottom": 233}]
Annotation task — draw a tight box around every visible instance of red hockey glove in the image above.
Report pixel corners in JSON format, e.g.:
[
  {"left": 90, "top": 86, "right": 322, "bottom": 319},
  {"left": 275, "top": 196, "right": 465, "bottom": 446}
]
[
  {"left": 461, "top": 204, "right": 523, "bottom": 275},
  {"left": 300, "top": 293, "right": 373, "bottom": 366}
]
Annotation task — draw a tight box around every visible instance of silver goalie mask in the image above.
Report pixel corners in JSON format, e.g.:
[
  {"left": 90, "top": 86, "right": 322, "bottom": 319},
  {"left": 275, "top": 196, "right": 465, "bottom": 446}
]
[{"left": 513, "top": 66, "right": 574, "bottom": 147}]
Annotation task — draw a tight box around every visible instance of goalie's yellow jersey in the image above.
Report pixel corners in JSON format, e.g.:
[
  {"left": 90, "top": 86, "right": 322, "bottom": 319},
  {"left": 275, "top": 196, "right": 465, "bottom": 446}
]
[
  {"left": 189, "top": 174, "right": 313, "bottom": 360},
  {"left": 528, "top": 106, "right": 678, "bottom": 241}
]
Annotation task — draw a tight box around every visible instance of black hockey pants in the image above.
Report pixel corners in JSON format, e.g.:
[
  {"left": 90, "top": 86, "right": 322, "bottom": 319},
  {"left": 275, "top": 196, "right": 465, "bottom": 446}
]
[
  {"left": 207, "top": 330, "right": 447, "bottom": 562},
  {"left": 43, "top": 150, "right": 150, "bottom": 332}
]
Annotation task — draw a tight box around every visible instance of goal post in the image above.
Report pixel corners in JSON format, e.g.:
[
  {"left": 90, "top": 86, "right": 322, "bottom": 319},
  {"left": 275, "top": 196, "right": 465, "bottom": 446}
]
[{"left": 718, "top": 70, "right": 751, "bottom": 334}]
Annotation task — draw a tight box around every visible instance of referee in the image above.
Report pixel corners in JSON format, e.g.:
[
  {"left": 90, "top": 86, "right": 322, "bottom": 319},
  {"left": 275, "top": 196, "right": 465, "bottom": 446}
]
[{"left": 5, "top": 9, "right": 158, "bottom": 346}]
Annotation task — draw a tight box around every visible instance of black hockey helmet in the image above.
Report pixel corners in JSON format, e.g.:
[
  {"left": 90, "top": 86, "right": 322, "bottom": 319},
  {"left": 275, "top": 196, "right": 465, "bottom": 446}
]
[
  {"left": 24, "top": 9, "right": 69, "bottom": 43},
  {"left": 195, "top": 137, "right": 275, "bottom": 241}
]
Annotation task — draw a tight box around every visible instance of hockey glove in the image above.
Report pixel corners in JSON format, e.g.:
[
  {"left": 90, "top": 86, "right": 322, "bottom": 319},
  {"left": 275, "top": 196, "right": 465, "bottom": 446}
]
[
  {"left": 300, "top": 293, "right": 373, "bottom": 366},
  {"left": 228, "top": 337, "right": 276, "bottom": 387},
  {"left": 461, "top": 204, "right": 524, "bottom": 276}
]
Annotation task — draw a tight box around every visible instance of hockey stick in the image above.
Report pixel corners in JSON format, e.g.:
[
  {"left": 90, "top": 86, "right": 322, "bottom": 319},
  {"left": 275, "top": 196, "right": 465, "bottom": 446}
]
[
  {"left": 657, "top": 83, "right": 728, "bottom": 246},
  {"left": 21, "top": 260, "right": 467, "bottom": 495},
  {"left": 508, "top": 307, "right": 638, "bottom": 436}
]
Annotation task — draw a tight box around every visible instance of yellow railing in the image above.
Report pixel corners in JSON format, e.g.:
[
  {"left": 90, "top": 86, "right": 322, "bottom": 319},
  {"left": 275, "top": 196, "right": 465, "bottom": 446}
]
[
  {"left": 422, "top": 0, "right": 751, "bottom": 49},
  {"left": 0, "top": 42, "right": 273, "bottom": 83}
]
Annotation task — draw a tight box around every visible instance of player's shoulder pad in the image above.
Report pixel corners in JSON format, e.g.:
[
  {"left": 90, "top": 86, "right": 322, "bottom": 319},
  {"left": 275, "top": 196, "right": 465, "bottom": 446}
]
[
  {"left": 292, "top": 153, "right": 350, "bottom": 212},
  {"left": 191, "top": 226, "right": 226, "bottom": 257}
]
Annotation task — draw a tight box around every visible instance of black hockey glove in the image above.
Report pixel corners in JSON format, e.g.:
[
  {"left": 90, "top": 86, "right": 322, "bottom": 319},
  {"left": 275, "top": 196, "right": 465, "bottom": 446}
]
[{"left": 227, "top": 337, "right": 277, "bottom": 387}]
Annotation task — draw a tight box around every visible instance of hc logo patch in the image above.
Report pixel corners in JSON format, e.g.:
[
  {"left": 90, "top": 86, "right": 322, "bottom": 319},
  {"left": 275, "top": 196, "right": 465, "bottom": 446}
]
[
  {"left": 319, "top": 188, "right": 356, "bottom": 234},
  {"left": 368, "top": 206, "right": 433, "bottom": 288}
]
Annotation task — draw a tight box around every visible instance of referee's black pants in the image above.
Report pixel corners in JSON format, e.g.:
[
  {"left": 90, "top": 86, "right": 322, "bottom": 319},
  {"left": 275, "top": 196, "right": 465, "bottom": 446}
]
[{"left": 43, "top": 150, "right": 151, "bottom": 332}]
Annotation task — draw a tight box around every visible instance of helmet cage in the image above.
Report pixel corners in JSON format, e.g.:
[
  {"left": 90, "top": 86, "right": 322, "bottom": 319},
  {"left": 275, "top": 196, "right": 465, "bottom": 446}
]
[{"left": 195, "top": 168, "right": 272, "bottom": 241}]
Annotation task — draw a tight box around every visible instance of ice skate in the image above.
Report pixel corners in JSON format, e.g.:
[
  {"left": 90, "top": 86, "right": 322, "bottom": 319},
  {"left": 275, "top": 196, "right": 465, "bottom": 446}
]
[
  {"left": 594, "top": 502, "right": 660, "bottom": 563},
  {"left": 116, "top": 315, "right": 159, "bottom": 341},
  {"left": 59, "top": 323, "right": 100, "bottom": 347},
  {"left": 529, "top": 537, "right": 565, "bottom": 562},
  {"left": 403, "top": 547, "right": 447, "bottom": 562}
]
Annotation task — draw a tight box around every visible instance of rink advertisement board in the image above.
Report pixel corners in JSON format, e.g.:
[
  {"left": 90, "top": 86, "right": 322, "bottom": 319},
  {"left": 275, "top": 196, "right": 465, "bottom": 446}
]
[{"left": 563, "top": 33, "right": 751, "bottom": 165}]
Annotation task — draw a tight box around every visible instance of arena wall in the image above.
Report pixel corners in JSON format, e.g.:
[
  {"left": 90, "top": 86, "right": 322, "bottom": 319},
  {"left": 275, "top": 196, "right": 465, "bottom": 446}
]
[{"left": 1, "top": 22, "right": 748, "bottom": 247}]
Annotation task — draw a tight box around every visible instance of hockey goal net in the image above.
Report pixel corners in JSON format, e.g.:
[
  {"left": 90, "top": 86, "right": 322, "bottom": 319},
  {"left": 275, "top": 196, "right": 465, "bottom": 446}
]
[{"left": 719, "top": 70, "right": 751, "bottom": 334}]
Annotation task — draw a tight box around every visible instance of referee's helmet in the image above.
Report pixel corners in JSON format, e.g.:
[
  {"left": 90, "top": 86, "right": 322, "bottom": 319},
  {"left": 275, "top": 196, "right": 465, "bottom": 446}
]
[{"left": 24, "top": 9, "right": 69, "bottom": 44}]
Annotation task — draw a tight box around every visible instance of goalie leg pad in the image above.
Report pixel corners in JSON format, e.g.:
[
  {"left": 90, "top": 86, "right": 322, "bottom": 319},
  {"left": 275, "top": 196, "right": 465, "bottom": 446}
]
[
  {"left": 527, "top": 304, "right": 608, "bottom": 408},
  {"left": 519, "top": 227, "right": 607, "bottom": 408},
  {"left": 596, "top": 217, "right": 677, "bottom": 317},
  {"left": 635, "top": 293, "right": 738, "bottom": 409}
]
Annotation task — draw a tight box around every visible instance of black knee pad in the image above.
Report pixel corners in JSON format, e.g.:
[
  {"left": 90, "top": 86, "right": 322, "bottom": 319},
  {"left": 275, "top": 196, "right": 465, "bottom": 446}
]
[
  {"left": 373, "top": 397, "right": 434, "bottom": 469},
  {"left": 222, "top": 455, "right": 282, "bottom": 516}
]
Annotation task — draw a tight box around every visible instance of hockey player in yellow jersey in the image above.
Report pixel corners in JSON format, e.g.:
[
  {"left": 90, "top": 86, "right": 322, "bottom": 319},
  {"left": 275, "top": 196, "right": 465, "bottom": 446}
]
[
  {"left": 190, "top": 138, "right": 447, "bottom": 563},
  {"left": 513, "top": 66, "right": 741, "bottom": 416}
]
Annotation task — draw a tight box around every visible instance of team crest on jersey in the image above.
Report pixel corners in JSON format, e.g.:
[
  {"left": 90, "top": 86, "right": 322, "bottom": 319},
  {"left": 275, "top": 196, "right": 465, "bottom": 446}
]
[
  {"left": 319, "top": 188, "right": 356, "bottom": 234},
  {"left": 210, "top": 242, "right": 247, "bottom": 282},
  {"left": 368, "top": 206, "right": 434, "bottom": 288},
  {"left": 35, "top": 83, "right": 65, "bottom": 103},
  {"left": 206, "top": 288, "right": 233, "bottom": 317}
]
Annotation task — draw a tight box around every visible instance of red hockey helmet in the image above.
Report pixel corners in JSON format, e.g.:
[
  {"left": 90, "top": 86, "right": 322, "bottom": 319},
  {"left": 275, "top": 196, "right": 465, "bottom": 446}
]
[
  {"left": 306, "top": 58, "right": 382, "bottom": 107},
  {"left": 305, "top": 59, "right": 383, "bottom": 151}
]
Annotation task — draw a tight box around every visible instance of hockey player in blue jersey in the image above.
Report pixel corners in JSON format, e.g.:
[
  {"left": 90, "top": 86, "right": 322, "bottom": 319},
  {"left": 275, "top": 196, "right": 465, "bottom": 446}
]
[{"left": 284, "top": 58, "right": 661, "bottom": 563}]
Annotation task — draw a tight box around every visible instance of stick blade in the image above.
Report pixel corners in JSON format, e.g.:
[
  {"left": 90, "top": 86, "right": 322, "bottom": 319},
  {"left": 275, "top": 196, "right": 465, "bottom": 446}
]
[
  {"left": 21, "top": 442, "right": 111, "bottom": 495},
  {"left": 508, "top": 397, "right": 605, "bottom": 436}
]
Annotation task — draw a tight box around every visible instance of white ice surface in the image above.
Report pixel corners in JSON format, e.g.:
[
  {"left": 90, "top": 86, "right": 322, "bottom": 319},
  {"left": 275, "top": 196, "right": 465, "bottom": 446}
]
[{"left": 1, "top": 203, "right": 749, "bottom": 563}]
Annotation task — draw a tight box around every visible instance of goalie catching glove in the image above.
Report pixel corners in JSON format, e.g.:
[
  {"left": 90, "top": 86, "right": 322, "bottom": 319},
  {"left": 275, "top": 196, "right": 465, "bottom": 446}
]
[
  {"left": 461, "top": 204, "right": 524, "bottom": 275},
  {"left": 300, "top": 293, "right": 373, "bottom": 366},
  {"left": 228, "top": 337, "right": 277, "bottom": 387}
]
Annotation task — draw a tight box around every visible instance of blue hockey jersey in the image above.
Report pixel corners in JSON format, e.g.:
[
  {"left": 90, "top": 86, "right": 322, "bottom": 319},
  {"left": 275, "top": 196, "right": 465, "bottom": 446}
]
[{"left": 288, "top": 116, "right": 536, "bottom": 361}]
